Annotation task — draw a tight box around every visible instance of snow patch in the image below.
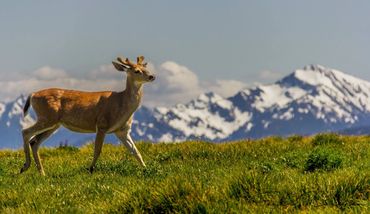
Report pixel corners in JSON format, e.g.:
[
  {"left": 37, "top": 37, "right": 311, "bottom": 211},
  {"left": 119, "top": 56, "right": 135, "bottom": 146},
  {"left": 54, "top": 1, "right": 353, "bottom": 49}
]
[
  {"left": 158, "top": 133, "right": 174, "bottom": 142},
  {"left": 0, "top": 103, "right": 5, "bottom": 119},
  {"left": 20, "top": 115, "right": 35, "bottom": 129},
  {"left": 252, "top": 84, "right": 306, "bottom": 111},
  {"left": 246, "top": 123, "right": 253, "bottom": 132}
]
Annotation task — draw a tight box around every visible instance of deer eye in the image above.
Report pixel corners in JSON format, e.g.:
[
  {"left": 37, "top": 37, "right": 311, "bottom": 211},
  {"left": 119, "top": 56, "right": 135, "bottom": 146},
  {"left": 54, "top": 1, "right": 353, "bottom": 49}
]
[{"left": 134, "top": 70, "right": 140, "bottom": 74}]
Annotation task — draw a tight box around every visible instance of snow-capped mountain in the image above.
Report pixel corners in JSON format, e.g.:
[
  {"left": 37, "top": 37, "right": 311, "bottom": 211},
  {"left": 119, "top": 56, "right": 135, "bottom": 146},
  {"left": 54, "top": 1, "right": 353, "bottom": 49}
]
[
  {"left": 1, "top": 65, "right": 370, "bottom": 149},
  {"left": 133, "top": 64, "right": 370, "bottom": 141},
  {"left": 227, "top": 64, "right": 370, "bottom": 139},
  {"left": 132, "top": 92, "right": 252, "bottom": 142}
]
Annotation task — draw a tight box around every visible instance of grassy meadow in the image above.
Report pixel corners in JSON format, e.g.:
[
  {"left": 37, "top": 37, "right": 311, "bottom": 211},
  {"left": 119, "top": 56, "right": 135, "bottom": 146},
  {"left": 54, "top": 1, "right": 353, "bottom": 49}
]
[{"left": 0, "top": 134, "right": 369, "bottom": 213}]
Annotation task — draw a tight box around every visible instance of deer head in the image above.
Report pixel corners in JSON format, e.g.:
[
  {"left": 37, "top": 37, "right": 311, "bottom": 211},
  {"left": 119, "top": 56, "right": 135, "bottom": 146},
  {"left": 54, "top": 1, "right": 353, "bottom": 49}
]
[{"left": 112, "top": 56, "right": 155, "bottom": 83}]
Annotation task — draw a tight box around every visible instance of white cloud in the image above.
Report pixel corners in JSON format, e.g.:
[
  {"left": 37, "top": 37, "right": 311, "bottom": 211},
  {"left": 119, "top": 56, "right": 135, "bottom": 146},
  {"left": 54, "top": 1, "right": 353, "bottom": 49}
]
[
  {"left": 157, "top": 61, "right": 200, "bottom": 92},
  {"left": 0, "top": 61, "right": 247, "bottom": 107},
  {"left": 143, "top": 61, "right": 203, "bottom": 107},
  {"left": 201, "top": 80, "right": 247, "bottom": 98},
  {"left": 33, "top": 66, "right": 68, "bottom": 80},
  {"left": 143, "top": 61, "right": 247, "bottom": 107}
]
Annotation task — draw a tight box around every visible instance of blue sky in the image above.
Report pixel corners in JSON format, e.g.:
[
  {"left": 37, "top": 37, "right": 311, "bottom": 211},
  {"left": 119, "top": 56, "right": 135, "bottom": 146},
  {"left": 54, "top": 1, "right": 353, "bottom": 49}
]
[{"left": 0, "top": 1, "right": 370, "bottom": 106}]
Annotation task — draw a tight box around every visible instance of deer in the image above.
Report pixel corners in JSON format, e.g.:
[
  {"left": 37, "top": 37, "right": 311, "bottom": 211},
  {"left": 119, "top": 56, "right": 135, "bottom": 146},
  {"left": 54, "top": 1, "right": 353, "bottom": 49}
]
[{"left": 20, "top": 55, "right": 155, "bottom": 176}]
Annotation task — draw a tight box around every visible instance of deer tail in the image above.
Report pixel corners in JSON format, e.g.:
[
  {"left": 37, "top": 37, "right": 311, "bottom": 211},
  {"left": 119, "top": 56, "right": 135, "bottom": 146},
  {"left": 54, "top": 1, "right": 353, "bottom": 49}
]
[{"left": 23, "top": 95, "right": 32, "bottom": 117}]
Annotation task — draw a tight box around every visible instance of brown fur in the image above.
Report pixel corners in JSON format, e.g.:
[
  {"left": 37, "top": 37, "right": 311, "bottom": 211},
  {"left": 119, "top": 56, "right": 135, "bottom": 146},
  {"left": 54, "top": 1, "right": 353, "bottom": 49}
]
[{"left": 20, "top": 56, "right": 155, "bottom": 175}]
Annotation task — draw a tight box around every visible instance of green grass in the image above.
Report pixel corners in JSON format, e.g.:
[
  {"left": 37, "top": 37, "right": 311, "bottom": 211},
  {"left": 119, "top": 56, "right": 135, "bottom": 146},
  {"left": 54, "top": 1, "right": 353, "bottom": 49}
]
[{"left": 0, "top": 134, "right": 369, "bottom": 213}]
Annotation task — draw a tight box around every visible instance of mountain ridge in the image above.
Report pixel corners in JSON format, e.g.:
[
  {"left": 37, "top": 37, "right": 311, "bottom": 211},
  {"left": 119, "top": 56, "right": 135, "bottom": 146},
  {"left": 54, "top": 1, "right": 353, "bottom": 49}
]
[{"left": 1, "top": 64, "right": 370, "bottom": 149}]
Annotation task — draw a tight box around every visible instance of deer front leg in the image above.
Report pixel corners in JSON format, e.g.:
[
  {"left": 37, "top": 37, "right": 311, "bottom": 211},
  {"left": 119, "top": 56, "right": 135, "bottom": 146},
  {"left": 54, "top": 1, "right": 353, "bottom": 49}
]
[
  {"left": 89, "top": 130, "right": 106, "bottom": 173},
  {"left": 115, "top": 131, "right": 146, "bottom": 167}
]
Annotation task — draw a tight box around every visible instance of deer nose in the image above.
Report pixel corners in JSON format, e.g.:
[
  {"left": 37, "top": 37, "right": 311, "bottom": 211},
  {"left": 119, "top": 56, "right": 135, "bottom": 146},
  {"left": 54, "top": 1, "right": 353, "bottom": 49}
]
[{"left": 148, "top": 75, "right": 155, "bottom": 81}]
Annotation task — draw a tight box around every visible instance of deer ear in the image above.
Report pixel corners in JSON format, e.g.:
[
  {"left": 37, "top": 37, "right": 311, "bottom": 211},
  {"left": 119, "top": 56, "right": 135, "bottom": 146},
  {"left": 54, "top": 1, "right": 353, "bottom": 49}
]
[{"left": 112, "top": 61, "right": 129, "bottom": 72}]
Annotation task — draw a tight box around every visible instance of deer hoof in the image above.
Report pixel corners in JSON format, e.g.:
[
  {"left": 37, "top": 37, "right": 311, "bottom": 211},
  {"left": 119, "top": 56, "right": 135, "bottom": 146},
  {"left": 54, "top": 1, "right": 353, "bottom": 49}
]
[
  {"left": 88, "top": 166, "right": 95, "bottom": 174},
  {"left": 20, "top": 163, "right": 30, "bottom": 174}
]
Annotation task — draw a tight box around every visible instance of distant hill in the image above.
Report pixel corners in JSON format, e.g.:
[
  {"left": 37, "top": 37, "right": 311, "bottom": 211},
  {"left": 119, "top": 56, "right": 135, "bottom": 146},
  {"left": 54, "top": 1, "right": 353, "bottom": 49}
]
[{"left": 1, "top": 65, "right": 370, "bottom": 149}]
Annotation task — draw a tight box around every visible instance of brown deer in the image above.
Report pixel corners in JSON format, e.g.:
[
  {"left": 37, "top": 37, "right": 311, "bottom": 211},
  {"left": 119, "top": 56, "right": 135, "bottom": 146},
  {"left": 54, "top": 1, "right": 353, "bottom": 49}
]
[{"left": 21, "top": 56, "right": 155, "bottom": 175}]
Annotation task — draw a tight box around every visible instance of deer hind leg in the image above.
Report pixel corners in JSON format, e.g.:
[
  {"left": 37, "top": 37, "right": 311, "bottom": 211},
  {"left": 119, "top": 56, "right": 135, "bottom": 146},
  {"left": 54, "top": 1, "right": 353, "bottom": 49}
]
[
  {"left": 88, "top": 130, "right": 106, "bottom": 173},
  {"left": 115, "top": 131, "right": 146, "bottom": 167},
  {"left": 30, "top": 126, "right": 59, "bottom": 176},
  {"left": 20, "top": 120, "right": 57, "bottom": 174}
]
